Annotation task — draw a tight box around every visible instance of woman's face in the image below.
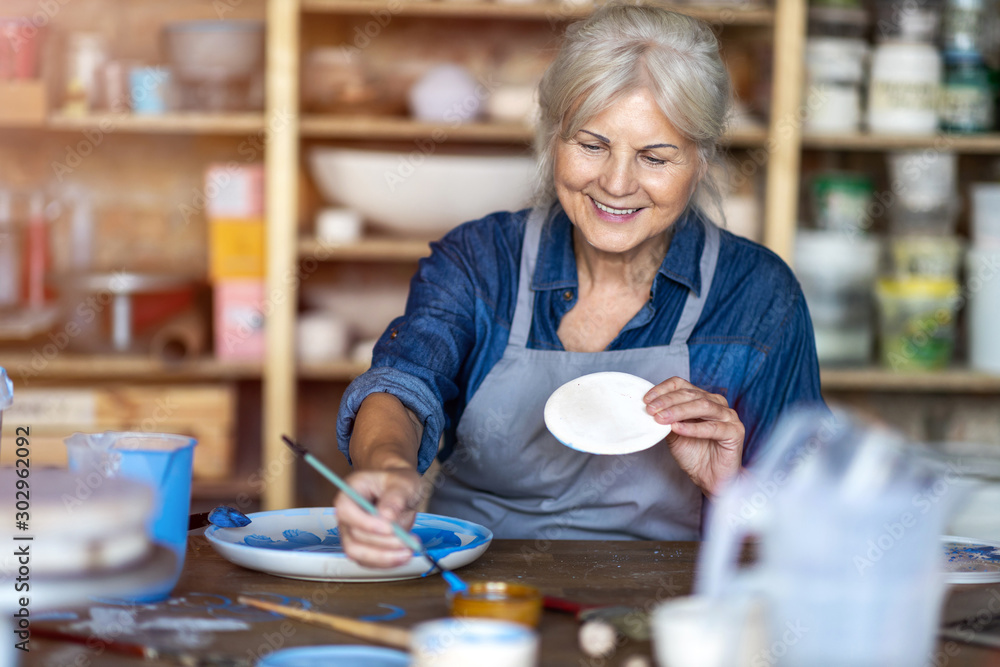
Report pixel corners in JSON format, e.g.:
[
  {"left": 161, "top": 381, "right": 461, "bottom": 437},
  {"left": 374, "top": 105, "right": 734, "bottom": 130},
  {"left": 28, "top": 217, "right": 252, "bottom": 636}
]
[{"left": 554, "top": 87, "right": 703, "bottom": 256}]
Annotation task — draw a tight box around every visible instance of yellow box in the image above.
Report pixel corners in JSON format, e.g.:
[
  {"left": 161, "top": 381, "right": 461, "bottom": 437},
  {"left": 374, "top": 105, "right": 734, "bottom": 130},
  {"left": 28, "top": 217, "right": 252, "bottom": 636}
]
[
  {"left": 0, "top": 384, "right": 237, "bottom": 480},
  {"left": 0, "top": 80, "right": 47, "bottom": 126},
  {"left": 209, "top": 218, "right": 265, "bottom": 280}
]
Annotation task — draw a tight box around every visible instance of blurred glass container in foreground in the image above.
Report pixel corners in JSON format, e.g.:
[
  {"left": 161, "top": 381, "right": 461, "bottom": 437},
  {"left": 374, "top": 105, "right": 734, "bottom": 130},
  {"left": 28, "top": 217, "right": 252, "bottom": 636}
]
[
  {"left": 875, "top": 277, "right": 960, "bottom": 371},
  {"left": 697, "top": 408, "right": 969, "bottom": 667},
  {"left": 65, "top": 431, "right": 197, "bottom": 603},
  {"left": 795, "top": 230, "right": 880, "bottom": 365}
]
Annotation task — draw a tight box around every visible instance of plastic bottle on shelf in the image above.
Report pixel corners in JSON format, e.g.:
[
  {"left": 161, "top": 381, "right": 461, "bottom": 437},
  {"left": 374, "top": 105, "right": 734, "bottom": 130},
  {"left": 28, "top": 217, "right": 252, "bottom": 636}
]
[
  {"left": 867, "top": 40, "right": 943, "bottom": 134},
  {"left": 22, "top": 192, "right": 49, "bottom": 310},
  {"left": 63, "top": 32, "right": 109, "bottom": 115}
]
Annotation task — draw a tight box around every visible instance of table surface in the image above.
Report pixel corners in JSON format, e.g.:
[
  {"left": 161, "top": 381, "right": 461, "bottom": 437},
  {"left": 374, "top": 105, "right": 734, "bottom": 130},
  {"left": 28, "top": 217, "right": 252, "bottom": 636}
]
[{"left": 26, "top": 537, "right": 1000, "bottom": 666}]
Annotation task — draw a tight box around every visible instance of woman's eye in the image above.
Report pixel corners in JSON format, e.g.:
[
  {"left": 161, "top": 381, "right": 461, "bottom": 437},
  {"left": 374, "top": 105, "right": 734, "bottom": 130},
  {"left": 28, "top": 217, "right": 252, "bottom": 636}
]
[
  {"left": 643, "top": 155, "right": 666, "bottom": 166},
  {"left": 580, "top": 143, "right": 604, "bottom": 152}
]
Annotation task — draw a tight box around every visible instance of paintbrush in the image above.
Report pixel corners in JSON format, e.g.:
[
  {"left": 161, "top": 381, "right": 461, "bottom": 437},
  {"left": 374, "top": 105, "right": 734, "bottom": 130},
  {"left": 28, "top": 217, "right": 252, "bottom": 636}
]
[
  {"left": 239, "top": 596, "right": 411, "bottom": 649},
  {"left": 280, "top": 434, "right": 469, "bottom": 594},
  {"left": 31, "top": 626, "right": 251, "bottom": 666}
]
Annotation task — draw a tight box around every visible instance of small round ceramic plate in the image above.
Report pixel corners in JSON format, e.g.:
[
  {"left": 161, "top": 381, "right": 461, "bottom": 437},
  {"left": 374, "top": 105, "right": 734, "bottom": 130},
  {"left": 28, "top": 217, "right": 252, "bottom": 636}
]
[
  {"left": 942, "top": 535, "right": 1000, "bottom": 584},
  {"left": 544, "top": 371, "right": 672, "bottom": 455},
  {"left": 258, "top": 645, "right": 409, "bottom": 667},
  {"left": 205, "top": 508, "right": 492, "bottom": 582}
]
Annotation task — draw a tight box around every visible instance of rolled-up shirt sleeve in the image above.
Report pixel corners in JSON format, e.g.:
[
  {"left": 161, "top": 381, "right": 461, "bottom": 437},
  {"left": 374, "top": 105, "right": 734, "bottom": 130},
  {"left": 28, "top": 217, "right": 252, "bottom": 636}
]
[{"left": 336, "top": 227, "right": 481, "bottom": 474}]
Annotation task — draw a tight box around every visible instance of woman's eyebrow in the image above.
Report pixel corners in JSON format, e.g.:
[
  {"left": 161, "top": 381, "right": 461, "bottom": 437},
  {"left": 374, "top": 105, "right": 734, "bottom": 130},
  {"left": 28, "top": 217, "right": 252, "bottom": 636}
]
[{"left": 578, "top": 130, "right": 678, "bottom": 151}]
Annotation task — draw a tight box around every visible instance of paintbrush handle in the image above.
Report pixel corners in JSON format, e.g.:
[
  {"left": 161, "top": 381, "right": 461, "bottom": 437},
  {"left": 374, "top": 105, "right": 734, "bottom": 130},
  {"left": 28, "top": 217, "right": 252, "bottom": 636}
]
[
  {"left": 239, "top": 596, "right": 412, "bottom": 650},
  {"left": 303, "top": 452, "right": 424, "bottom": 555}
]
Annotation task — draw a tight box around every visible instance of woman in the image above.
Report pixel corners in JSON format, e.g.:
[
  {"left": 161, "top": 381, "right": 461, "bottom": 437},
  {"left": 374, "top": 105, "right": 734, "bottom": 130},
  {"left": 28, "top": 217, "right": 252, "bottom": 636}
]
[{"left": 334, "top": 3, "right": 824, "bottom": 567}]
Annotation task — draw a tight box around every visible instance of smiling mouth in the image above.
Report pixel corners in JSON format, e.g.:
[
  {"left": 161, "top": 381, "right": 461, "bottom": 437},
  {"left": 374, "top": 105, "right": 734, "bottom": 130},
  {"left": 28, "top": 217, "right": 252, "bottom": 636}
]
[{"left": 591, "top": 197, "right": 641, "bottom": 215}]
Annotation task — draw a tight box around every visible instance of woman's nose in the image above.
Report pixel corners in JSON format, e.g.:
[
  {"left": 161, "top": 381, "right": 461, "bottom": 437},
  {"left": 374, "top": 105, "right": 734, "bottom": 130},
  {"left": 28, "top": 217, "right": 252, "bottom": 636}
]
[{"left": 598, "top": 154, "right": 638, "bottom": 197}]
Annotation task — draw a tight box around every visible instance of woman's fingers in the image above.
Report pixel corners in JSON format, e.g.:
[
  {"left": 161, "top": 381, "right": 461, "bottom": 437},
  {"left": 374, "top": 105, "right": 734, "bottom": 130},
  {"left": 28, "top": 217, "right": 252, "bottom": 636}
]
[{"left": 334, "top": 470, "right": 423, "bottom": 568}]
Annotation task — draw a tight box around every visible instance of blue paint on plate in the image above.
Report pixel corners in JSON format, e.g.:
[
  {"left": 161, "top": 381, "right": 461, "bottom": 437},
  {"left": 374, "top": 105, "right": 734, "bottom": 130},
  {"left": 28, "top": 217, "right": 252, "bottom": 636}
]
[
  {"left": 257, "top": 645, "right": 410, "bottom": 666},
  {"left": 242, "top": 524, "right": 464, "bottom": 555}
]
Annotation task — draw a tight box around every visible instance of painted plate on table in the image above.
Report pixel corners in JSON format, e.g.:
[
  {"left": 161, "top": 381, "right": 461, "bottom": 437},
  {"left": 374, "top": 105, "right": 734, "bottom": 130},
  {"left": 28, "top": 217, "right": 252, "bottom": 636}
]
[
  {"left": 942, "top": 535, "right": 1000, "bottom": 584},
  {"left": 204, "top": 507, "right": 492, "bottom": 582},
  {"left": 258, "top": 645, "right": 410, "bottom": 667}
]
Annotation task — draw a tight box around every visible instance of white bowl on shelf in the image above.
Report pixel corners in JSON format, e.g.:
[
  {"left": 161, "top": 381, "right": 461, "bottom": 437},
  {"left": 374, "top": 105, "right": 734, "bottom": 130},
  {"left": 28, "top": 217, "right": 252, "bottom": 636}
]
[{"left": 308, "top": 147, "right": 537, "bottom": 238}]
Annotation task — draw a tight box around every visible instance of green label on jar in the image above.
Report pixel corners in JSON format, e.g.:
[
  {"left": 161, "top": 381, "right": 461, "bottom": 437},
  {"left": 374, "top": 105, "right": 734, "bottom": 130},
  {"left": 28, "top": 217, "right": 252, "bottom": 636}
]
[{"left": 940, "top": 84, "right": 994, "bottom": 131}]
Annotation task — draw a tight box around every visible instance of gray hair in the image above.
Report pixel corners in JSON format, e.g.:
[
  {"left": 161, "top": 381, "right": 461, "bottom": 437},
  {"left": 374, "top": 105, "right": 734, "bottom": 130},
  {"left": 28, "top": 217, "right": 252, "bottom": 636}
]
[{"left": 533, "top": 3, "right": 732, "bottom": 217}]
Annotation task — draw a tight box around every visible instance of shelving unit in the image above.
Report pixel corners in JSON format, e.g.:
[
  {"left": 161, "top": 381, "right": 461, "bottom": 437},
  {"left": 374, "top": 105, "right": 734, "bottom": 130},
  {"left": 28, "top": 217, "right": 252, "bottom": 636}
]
[{"left": 8, "top": 0, "right": 996, "bottom": 512}]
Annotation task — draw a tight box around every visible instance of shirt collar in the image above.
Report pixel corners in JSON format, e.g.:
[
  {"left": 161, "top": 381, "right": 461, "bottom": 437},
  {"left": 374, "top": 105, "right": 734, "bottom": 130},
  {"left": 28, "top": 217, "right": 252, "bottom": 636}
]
[{"left": 531, "top": 204, "right": 706, "bottom": 296}]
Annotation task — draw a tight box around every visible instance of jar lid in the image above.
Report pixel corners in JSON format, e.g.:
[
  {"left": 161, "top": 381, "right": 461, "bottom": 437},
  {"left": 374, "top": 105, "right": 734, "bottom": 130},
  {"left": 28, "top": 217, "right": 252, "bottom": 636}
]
[
  {"left": 809, "top": 5, "right": 870, "bottom": 27},
  {"left": 875, "top": 277, "right": 960, "bottom": 299}
]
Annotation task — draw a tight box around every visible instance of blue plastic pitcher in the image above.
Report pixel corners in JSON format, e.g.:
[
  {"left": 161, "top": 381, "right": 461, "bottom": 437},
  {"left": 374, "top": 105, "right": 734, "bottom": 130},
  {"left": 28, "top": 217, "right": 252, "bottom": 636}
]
[{"left": 65, "top": 431, "right": 197, "bottom": 603}]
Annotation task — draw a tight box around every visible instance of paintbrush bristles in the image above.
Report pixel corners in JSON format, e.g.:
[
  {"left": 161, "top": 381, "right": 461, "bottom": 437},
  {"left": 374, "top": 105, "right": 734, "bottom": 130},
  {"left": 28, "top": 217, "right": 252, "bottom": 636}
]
[
  {"left": 280, "top": 434, "right": 308, "bottom": 458},
  {"left": 238, "top": 596, "right": 412, "bottom": 650}
]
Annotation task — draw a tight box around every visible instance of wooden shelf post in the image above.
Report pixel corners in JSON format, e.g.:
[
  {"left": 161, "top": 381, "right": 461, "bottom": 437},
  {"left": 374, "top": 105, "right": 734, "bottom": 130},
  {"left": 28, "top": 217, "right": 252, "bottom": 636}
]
[
  {"left": 263, "top": 0, "right": 300, "bottom": 510},
  {"left": 763, "top": 0, "right": 807, "bottom": 265}
]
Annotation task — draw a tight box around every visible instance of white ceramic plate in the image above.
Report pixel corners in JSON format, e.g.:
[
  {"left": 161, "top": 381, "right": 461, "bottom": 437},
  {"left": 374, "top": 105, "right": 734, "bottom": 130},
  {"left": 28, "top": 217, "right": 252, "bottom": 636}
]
[
  {"left": 544, "top": 371, "right": 672, "bottom": 455},
  {"left": 204, "top": 508, "right": 492, "bottom": 582},
  {"left": 258, "top": 645, "right": 409, "bottom": 667},
  {"left": 942, "top": 535, "right": 1000, "bottom": 584}
]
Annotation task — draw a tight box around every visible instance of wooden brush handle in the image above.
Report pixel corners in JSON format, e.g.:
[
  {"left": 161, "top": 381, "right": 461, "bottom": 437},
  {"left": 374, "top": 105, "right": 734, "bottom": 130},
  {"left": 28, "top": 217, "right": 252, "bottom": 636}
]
[{"left": 238, "top": 596, "right": 412, "bottom": 650}]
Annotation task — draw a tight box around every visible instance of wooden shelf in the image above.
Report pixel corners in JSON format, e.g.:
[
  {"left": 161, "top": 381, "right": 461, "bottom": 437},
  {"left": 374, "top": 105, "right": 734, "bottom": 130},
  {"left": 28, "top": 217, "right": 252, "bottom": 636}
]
[
  {"left": 821, "top": 367, "right": 1000, "bottom": 393},
  {"left": 2, "top": 354, "right": 262, "bottom": 382},
  {"left": 43, "top": 112, "right": 266, "bottom": 135},
  {"left": 301, "top": 114, "right": 768, "bottom": 146},
  {"left": 802, "top": 132, "right": 1000, "bottom": 154},
  {"left": 298, "top": 236, "right": 432, "bottom": 261},
  {"left": 298, "top": 360, "right": 370, "bottom": 381},
  {"left": 300, "top": 0, "right": 774, "bottom": 25}
]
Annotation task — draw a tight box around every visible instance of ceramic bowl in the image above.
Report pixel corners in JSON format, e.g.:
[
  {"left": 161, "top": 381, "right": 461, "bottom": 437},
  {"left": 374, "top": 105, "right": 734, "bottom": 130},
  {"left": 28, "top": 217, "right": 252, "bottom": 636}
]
[{"left": 308, "top": 147, "right": 537, "bottom": 238}]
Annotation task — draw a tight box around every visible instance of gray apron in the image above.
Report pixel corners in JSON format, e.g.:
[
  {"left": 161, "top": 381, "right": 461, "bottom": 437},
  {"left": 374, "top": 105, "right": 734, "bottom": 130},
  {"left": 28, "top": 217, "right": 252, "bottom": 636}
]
[{"left": 428, "top": 207, "right": 721, "bottom": 540}]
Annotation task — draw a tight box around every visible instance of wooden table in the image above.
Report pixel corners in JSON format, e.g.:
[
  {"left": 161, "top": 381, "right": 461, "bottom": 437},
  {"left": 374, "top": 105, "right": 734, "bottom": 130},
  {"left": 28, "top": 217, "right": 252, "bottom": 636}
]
[{"left": 25, "top": 538, "right": 1000, "bottom": 666}]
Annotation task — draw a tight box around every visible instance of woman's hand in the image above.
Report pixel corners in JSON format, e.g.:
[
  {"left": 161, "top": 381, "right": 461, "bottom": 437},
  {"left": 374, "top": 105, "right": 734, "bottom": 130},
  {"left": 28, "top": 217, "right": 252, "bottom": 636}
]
[
  {"left": 334, "top": 467, "right": 424, "bottom": 569},
  {"left": 644, "top": 377, "right": 744, "bottom": 497}
]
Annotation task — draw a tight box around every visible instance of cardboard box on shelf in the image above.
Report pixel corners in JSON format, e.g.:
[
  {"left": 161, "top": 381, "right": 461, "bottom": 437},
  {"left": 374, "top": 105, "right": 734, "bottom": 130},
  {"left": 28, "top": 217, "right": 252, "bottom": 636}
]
[
  {"left": 214, "top": 279, "right": 266, "bottom": 361},
  {"left": 0, "top": 384, "right": 236, "bottom": 479},
  {"left": 209, "top": 217, "right": 265, "bottom": 280},
  {"left": 205, "top": 163, "right": 264, "bottom": 219},
  {"left": 0, "top": 80, "right": 46, "bottom": 125}
]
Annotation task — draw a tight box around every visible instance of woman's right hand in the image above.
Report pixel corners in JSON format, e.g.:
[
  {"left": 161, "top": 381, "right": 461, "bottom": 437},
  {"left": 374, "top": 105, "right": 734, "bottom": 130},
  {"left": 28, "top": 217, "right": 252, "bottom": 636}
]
[{"left": 334, "top": 467, "right": 425, "bottom": 569}]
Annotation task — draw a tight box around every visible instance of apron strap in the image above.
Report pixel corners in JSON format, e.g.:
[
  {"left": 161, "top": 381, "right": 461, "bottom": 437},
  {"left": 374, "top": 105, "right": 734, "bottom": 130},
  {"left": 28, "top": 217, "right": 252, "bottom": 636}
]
[
  {"left": 670, "top": 215, "right": 721, "bottom": 345},
  {"left": 508, "top": 206, "right": 548, "bottom": 348}
]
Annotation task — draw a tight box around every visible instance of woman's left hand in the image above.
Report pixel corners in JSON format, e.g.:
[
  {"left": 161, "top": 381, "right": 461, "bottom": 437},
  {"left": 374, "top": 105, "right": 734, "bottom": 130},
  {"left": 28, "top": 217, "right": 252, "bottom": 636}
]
[{"left": 644, "top": 377, "right": 744, "bottom": 497}]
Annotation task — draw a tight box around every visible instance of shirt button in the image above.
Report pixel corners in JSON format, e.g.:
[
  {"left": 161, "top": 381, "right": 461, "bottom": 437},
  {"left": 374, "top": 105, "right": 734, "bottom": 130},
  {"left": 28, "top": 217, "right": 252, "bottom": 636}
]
[
  {"left": 390, "top": 328, "right": 398, "bottom": 339},
  {"left": 563, "top": 290, "right": 574, "bottom": 301}
]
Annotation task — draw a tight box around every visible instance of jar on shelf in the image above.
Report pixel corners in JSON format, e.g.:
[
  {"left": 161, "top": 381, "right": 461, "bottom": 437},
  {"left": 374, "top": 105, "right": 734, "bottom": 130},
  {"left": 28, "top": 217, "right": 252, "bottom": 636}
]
[
  {"left": 875, "top": 277, "right": 961, "bottom": 371},
  {"left": 872, "top": 0, "right": 943, "bottom": 43},
  {"left": 867, "top": 40, "right": 942, "bottom": 134},
  {"left": 810, "top": 171, "right": 874, "bottom": 233},
  {"left": 804, "top": 37, "right": 869, "bottom": 133},
  {"left": 940, "top": 51, "right": 995, "bottom": 133},
  {"left": 941, "top": 0, "right": 984, "bottom": 54}
]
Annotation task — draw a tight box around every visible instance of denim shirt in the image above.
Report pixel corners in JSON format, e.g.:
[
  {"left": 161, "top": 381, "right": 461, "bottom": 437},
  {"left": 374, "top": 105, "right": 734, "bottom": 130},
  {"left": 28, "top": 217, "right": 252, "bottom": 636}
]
[{"left": 337, "top": 206, "right": 825, "bottom": 473}]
